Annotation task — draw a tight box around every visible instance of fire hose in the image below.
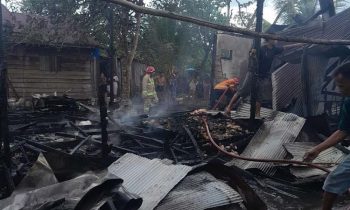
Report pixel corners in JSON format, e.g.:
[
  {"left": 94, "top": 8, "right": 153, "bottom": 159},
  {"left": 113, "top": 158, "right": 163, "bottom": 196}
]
[{"left": 202, "top": 118, "right": 330, "bottom": 173}]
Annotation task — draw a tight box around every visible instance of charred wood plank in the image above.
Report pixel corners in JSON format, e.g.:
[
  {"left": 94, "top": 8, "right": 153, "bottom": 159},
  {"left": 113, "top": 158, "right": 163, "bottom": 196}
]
[
  {"left": 85, "top": 128, "right": 121, "bottom": 135},
  {"left": 170, "top": 148, "right": 178, "bottom": 164},
  {"left": 172, "top": 146, "right": 191, "bottom": 155},
  {"left": 69, "top": 136, "right": 92, "bottom": 155},
  {"left": 183, "top": 126, "right": 204, "bottom": 160},
  {"left": 64, "top": 115, "right": 99, "bottom": 124},
  {"left": 91, "top": 139, "right": 137, "bottom": 154},
  {"left": 55, "top": 132, "right": 85, "bottom": 140},
  {"left": 13, "top": 121, "right": 38, "bottom": 132},
  {"left": 69, "top": 121, "right": 89, "bottom": 137},
  {"left": 120, "top": 133, "right": 164, "bottom": 145}
]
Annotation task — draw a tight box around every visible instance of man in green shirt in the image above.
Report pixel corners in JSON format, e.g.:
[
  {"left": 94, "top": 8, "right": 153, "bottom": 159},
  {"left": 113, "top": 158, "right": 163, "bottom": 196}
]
[{"left": 304, "top": 62, "right": 350, "bottom": 210}]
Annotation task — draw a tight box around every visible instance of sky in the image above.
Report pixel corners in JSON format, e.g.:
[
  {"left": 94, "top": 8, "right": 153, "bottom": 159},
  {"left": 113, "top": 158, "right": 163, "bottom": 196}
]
[
  {"left": 143, "top": 0, "right": 278, "bottom": 23},
  {"left": 5, "top": 0, "right": 350, "bottom": 25}
]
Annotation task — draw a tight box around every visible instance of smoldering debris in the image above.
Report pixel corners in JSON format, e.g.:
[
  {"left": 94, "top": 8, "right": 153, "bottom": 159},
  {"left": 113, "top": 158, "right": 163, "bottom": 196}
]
[{"left": 1, "top": 97, "right": 349, "bottom": 210}]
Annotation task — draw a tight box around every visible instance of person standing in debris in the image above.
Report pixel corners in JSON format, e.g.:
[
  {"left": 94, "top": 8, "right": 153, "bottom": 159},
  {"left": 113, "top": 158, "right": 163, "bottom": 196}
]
[
  {"left": 225, "top": 38, "right": 302, "bottom": 117},
  {"left": 203, "top": 76, "right": 211, "bottom": 101},
  {"left": 155, "top": 72, "right": 167, "bottom": 104},
  {"left": 210, "top": 78, "right": 239, "bottom": 109},
  {"left": 304, "top": 62, "right": 350, "bottom": 210},
  {"left": 189, "top": 77, "right": 198, "bottom": 100},
  {"left": 142, "top": 66, "right": 158, "bottom": 113},
  {"left": 169, "top": 71, "right": 177, "bottom": 103}
]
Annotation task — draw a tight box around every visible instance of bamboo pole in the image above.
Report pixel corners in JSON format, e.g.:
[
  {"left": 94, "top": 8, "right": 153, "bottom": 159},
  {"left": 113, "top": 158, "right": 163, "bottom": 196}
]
[{"left": 105, "top": 0, "right": 350, "bottom": 45}]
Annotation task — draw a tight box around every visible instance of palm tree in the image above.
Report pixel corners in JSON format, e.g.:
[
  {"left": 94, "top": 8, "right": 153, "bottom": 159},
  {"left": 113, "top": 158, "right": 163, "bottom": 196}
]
[{"left": 273, "top": 0, "right": 348, "bottom": 25}]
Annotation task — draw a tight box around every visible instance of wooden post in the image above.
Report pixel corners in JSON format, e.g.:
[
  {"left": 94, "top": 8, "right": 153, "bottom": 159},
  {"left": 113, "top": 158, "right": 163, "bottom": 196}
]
[
  {"left": 319, "top": 0, "right": 335, "bottom": 18},
  {"left": 0, "top": 0, "right": 15, "bottom": 195},
  {"left": 210, "top": 33, "right": 217, "bottom": 100},
  {"left": 301, "top": 47, "right": 310, "bottom": 116},
  {"left": 98, "top": 81, "right": 110, "bottom": 157},
  {"left": 108, "top": 6, "right": 116, "bottom": 105},
  {"left": 250, "top": 0, "right": 264, "bottom": 120}
]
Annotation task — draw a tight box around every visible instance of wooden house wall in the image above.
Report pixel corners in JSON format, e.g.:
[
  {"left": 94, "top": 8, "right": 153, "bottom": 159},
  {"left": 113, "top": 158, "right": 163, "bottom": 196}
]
[{"left": 7, "top": 46, "right": 96, "bottom": 100}]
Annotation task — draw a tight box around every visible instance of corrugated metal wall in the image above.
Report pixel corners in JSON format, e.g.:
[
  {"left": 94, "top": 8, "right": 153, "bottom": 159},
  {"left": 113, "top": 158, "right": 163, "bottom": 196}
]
[
  {"left": 272, "top": 63, "right": 303, "bottom": 115},
  {"left": 306, "top": 55, "right": 330, "bottom": 116}
]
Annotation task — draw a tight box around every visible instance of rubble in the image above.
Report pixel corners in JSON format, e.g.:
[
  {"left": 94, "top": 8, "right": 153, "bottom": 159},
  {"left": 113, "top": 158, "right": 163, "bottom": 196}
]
[{"left": 1, "top": 97, "right": 349, "bottom": 210}]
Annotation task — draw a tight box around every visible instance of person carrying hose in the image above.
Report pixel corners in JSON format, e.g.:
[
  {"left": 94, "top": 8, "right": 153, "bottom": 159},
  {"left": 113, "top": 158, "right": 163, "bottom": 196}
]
[
  {"left": 303, "top": 62, "right": 350, "bottom": 210},
  {"left": 210, "top": 78, "right": 239, "bottom": 110},
  {"left": 225, "top": 37, "right": 303, "bottom": 116},
  {"left": 142, "top": 66, "right": 158, "bottom": 113}
]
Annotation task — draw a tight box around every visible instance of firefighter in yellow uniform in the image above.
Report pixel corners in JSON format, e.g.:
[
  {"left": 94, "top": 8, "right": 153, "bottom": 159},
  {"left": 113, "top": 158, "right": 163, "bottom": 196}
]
[{"left": 142, "top": 66, "right": 158, "bottom": 113}]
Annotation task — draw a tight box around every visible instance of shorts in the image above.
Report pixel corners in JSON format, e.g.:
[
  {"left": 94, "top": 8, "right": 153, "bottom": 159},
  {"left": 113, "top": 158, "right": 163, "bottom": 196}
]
[
  {"left": 257, "top": 77, "right": 272, "bottom": 103},
  {"left": 323, "top": 154, "right": 350, "bottom": 195},
  {"left": 237, "top": 72, "right": 272, "bottom": 103},
  {"left": 237, "top": 72, "right": 253, "bottom": 98}
]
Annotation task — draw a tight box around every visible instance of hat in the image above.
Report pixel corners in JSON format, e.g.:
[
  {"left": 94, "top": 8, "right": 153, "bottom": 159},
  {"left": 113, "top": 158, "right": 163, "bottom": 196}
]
[{"left": 146, "top": 66, "right": 155, "bottom": 73}]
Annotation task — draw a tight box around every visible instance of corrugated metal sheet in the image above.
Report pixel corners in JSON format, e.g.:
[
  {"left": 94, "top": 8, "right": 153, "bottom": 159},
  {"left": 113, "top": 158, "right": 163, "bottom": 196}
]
[
  {"left": 284, "top": 142, "right": 347, "bottom": 178},
  {"left": 155, "top": 172, "right": 243, "bottom": 210},
  {"left": 279, "top": 8, "right": 350, "bottom": 40},
  {"left": 274, "top": 9, "right": 350, "bottom": 117},
  {"left": 108, "top": 153, "right": 192, "bottom": 210},
  {"left": 272, "top": 63, "right": 304, "bottom": 116},
  {"left": 230, "top": 103, "right": 279, "bottom": 120},
  {"left": 227, "top": 110, "right": 306, "bottom": 175},
  {"left": 306, "top": 55, "right": 331, "bottom": 116}
]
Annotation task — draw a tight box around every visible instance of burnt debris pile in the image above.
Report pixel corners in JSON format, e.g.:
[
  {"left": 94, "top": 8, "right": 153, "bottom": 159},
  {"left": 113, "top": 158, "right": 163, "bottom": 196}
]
[{"left": 1, "top": 97, "right": 349, "bottom": 210}]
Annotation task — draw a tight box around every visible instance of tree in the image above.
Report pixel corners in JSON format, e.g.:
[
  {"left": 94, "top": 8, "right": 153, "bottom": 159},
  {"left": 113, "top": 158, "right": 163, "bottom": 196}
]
[
  {"left": 20, "top": 0, "right": 144, "bottom": 99},
  {"left": 273, "top": 0, "right": 348, "bottom": 25},
  {"left": 139, "top": 0, "right": 228, "bottom": 75}
]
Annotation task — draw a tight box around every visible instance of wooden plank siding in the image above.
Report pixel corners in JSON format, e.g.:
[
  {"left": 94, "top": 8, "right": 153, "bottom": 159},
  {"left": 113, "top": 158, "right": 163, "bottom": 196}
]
[{"left": 6, "top": 47, "right": 96, "bottom": 99}]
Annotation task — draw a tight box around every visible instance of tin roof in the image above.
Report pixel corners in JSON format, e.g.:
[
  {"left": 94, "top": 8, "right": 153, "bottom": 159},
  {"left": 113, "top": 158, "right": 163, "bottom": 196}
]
[
  {"left": 227, "top": 105, "right": 306, "bottom": 175},
  {"left": 284, "top": 142, "right": 346, "bottom": 178},
  {"left": 155, "top": 172, "right": 243, "bottom": 210},
  {"left": 107, "top": 153, "right": 192, "bottom": 210}
]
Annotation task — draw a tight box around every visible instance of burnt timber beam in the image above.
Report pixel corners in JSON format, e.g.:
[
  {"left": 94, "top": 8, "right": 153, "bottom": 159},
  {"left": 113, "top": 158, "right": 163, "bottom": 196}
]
[
  {"left": 105, "top": 0, "right": 350, "bottom": 45},
  {"left": 183, "top": 126, "right": 204, "bottom": 160},
  {"left": 250, "top": 0, "right": 264, "bottom": 121},
  {"left": 69, "top": 136, "right": 92, "bottom": 155},
  {"left": 0, "top": 0, "right": 14, "bottom": 195},
  {"left": 120, "top": 132, "right": 164, "bottom": 145}
]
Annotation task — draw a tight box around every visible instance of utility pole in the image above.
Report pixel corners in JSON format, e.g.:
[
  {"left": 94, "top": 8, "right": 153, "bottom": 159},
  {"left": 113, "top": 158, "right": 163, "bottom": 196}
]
[
  {"left": 250, "top": 0, "right": 264, "bottom": 121},
  {"left": 0, "top": 0, "right": 15, "bottom": 195}
]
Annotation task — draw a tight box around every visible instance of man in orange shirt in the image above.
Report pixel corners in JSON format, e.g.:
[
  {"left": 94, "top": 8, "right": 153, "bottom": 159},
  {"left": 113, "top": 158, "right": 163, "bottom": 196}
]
[{"left": 210, "top": 78, "right": 239, "bottom": 109}]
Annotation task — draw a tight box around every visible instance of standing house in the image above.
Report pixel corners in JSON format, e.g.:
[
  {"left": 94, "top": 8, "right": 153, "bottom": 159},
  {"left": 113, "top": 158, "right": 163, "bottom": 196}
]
[
  {"left": 213, "top": 8, "right": 350, "bottom": 122},
  {"left": 213, "top": 32, "right": 252, "bottom": 84},
  {"left": 2, "top": 5, "right": 100, "bottom": 100},
  {"left": 272, "top": 8, "right": 350, "bottom": 119}
]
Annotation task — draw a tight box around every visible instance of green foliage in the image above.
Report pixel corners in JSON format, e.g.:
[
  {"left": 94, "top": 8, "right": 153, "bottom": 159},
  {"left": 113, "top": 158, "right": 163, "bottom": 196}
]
[
  {"left": 273, "top": 0, "right": 349, "bottom": 25},
  {"left": 139, "top": 0, "right": 228, "bottom": 74},
  {"left": 20, "top": 0, "right": 141, "bottom": 52}
]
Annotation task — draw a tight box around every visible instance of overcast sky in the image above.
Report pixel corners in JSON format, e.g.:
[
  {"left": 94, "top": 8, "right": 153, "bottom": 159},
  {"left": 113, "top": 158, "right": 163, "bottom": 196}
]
[
  {"left": 143, "top": 0, "right": 278, "bottom": 23},
  {"left": 5, "top": 0, "right": 350, "bottom": 25}
]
